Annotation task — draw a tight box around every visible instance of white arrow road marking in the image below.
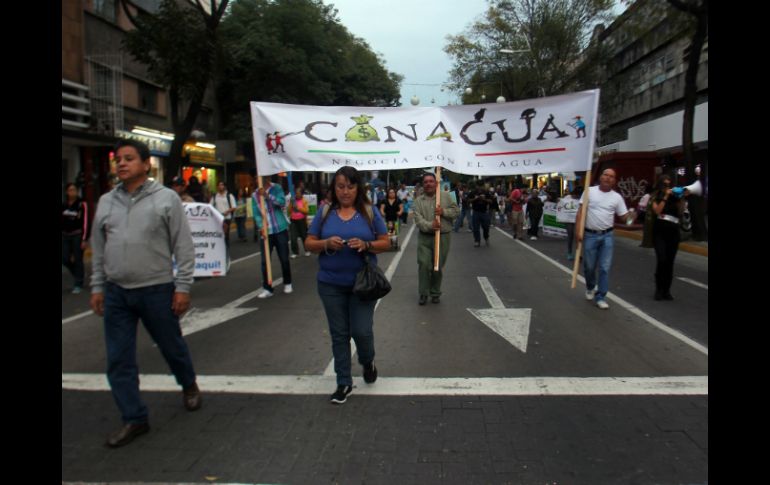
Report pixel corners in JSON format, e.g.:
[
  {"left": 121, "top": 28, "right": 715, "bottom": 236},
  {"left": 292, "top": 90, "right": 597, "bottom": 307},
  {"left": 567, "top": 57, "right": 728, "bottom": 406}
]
[
  {"left": 179, "top": 278, "right": 283, "bottom": 337},
  {"left": 493, "top": 226, "right": 708, "bottom": 356},
  {"left": 323, "top": 224, "right": 417, "bottom": 376},
  {"left": 677, "top": 277, "right": 708, "bottom": 290},
  {"left": 62, "top": 373, "right": 708, "bottom": 396},
  {"left": 61, "top": 252, "right": 262, "bottom": 326},
  {"left": 180, "top": 307, "right": 258, "bottom": 336},
  {"left": 468, "top": 276, "right": 532, "bottom": 353}
]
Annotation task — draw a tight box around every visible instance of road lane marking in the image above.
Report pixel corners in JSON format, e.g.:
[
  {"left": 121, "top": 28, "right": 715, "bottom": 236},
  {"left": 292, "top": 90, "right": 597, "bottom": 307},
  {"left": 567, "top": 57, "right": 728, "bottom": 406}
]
[
  {"left": 469, "top": 277, "right": 532, "bottom": 353},
  {"left": 231, "top": 251, "right": 260, "bottom": 265},
  {"left": 677, "top": 277, "right": 708, "bottom": 290},
  {"left": 323, "top": 223, "right": 417, "bottom": 376},
  {"left": 61, "top": 252, "right": 262, "bottom": 325},
  {"left": 477, "top": 276, "right": 505, "bottom": 308},
  {"left": 62, "top": 373, "right": 708, "bottom": 396},
  {"left": 178, "top": 278, "right": 282, "bottom": 336},
  {"left": 494, "top": 227, "right": 708, "bottom": 356},
  {"left": 62, "top": 310, "right": 93, "bottom": 325}
]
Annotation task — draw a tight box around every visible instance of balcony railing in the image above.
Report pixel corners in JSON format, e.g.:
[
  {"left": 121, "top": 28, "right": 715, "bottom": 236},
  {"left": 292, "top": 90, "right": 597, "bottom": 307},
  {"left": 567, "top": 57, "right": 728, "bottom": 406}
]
[{"left": 62, "top": 79, "right": 91, "bottom": 130}]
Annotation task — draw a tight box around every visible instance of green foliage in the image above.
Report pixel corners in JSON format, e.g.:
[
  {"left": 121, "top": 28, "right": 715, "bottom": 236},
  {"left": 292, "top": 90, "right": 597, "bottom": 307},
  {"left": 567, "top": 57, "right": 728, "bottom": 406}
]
[
  {"left": 217, "top": 0, "right": 402, "bottom": 144},
  {"left": 122, "top": 0, "right": 210, "bottom": 100},
  {"left": 444, "top": 0, "right": 615, "bottom": 102}
]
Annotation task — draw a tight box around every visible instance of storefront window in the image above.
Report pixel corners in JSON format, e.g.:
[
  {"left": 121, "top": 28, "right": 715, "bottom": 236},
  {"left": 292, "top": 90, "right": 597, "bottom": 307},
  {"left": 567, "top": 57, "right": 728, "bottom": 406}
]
[{"left": 148, "top": 156, "right": 162, "bottom": 184}]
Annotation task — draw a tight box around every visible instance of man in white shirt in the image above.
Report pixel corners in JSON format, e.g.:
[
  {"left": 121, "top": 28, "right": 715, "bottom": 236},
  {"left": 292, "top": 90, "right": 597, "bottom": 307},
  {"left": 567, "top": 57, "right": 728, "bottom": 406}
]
[
  {"left": 211, "top": 182, "right": 236, "bottom": 248},
  {"left": 576, "top": 169, "right": 633, "bottom": 310}
]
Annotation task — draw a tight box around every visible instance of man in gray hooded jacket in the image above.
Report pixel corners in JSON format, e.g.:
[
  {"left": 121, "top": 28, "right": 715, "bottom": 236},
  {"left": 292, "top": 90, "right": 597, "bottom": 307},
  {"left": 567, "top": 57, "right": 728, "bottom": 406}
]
[{"left": 90, "top": 139, "right": 201, "bottom": 448}]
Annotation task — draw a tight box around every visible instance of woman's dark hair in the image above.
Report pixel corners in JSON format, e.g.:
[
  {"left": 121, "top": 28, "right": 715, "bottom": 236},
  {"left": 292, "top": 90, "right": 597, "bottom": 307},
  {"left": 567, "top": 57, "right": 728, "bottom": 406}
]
[
  {"left": 655, "top": 174, "right": 672, "bottom": 192},
  {"left": 64, "top": 183, "right": 78, "bottom": 202},
  {"left": 330, "top": 166, "right": 372, "bottom": 225},
  {"left": 114, "top": 139, "right": 150, "bottom": 161}
]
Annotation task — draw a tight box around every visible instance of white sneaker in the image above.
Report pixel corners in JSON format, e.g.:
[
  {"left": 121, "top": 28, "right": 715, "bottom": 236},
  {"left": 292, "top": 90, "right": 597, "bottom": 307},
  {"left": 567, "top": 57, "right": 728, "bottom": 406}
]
[
  {"left": 290, "top": 254, "right": 298, "bottom": 259},
  {"left": 596, "top": 300, "right": 609, "bottom": 310},
  {"left": 585, "top": 289, "right": 595, "bottom": 301},
  {"left": 284, "top": 284, "right": 293, "bottom": 294},
  {"left": 530, "top": 236, "right": 537, "bottom": 240},
  {"left": 304, "top": 251, "right": 311, "bottom": 256},
  {"left": 257, "top": 289, "right": 273, "bottom": 299}
]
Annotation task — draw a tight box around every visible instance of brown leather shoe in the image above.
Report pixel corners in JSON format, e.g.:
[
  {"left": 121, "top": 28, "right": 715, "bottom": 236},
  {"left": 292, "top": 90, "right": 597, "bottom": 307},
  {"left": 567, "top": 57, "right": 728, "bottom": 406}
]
[
  {"left": 183, "top": 382, "right": 202, "bottom": 411},
  {"left": 105, "top": 422, "right": 149, "bottom": 448}
]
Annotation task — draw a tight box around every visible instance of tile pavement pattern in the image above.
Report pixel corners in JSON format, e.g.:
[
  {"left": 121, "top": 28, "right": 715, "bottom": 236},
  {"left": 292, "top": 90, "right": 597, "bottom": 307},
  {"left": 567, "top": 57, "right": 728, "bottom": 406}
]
[{"left": 63, "top": 390, "right": 707, "bottom": 484}]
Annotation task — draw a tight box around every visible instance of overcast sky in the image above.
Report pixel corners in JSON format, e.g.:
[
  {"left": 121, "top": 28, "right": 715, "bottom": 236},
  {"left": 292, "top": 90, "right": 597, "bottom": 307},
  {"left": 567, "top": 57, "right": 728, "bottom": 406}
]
[
  {"left": 326, "top": 0, "right": 626, "bottom": 107},
  {"left": 327, "top": 0, "right": 490, "bottom": 107}
]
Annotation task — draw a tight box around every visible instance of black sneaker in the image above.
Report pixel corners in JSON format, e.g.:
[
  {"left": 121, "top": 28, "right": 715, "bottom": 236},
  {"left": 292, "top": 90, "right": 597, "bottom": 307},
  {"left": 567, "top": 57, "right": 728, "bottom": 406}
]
[
  {"left": 419, "top": 295, "right": 428, "bottom": 305},
  {"left": 330, "top": 385, "right": 353, "bottom": 404},
  {"left": 363, "top": 363, "right": 378, "bottom": 384}
]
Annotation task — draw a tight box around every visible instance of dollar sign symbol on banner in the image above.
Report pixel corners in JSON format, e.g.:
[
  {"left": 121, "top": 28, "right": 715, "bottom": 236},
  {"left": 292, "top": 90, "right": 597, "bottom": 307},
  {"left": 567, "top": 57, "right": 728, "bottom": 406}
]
[{"left": 345, "top": 114, "right": 380, "bottom": 142}]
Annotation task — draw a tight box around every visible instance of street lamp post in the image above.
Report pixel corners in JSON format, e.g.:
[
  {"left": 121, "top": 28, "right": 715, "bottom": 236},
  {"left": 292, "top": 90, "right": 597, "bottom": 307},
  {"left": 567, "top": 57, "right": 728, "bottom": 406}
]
[{"left": 496, "top": 47, "right": 531, "bottom": 103}]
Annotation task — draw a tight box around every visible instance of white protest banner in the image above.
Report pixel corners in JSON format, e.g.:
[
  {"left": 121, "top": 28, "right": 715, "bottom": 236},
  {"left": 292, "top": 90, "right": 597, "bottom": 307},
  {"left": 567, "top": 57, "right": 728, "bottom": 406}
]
[
  {"left": 251, "top": 90, "right": 599, "bottom": 176},
  {"left": 183, "top": 203, "right": 227, "bottom": 277}
]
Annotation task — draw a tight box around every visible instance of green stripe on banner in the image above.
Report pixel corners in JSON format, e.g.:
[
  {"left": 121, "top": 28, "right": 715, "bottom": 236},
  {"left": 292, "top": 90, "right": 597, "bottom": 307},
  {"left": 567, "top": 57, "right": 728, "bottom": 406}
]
[
  {"left": 543, "top": 214, "right": 565, "bottom": 228},
  {"left": 308, "top": 150, "right": 401, "bottom": 155}
]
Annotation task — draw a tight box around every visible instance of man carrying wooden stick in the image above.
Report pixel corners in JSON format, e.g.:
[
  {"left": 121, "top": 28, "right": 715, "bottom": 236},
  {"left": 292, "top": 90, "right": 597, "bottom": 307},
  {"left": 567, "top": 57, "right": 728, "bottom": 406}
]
[
  {"left": 413, "top": 172, "right": 459, "bottom": 306},
  {"left": 252, "top": 174, "right": 293, "bottom": 298},
  {"left": 575, "top": 168, "right": 633, "bottom": 310}
]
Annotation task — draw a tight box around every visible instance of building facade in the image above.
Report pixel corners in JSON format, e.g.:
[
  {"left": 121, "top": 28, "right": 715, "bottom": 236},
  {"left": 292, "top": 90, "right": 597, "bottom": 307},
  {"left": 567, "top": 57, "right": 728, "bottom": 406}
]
[
  {"left": 596, "top": 0, "right": 708, "bottom": 197},
  {"left": 62, "top": 0, "right": 223, "bottom": 211}
]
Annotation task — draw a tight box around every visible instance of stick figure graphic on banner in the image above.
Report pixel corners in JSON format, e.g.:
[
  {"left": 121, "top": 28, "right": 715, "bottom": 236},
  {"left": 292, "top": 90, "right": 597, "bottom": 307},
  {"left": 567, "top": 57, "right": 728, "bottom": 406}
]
[
  {"left": 273, "top": 131, "right": 286, "bottom": 153},
  {"left": 569, "top": 116, "right": 587, "bottom": 138}
]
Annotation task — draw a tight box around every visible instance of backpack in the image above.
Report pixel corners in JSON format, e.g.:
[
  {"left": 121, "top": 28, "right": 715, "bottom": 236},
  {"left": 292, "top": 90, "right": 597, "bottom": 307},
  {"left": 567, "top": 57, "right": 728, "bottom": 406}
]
[{"left": 211, "top": 191, "right": 233, "bottom": 208}]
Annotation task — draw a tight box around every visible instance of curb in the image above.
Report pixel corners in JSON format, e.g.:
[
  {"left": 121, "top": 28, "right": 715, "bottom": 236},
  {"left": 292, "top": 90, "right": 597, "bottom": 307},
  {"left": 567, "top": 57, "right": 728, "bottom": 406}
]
[{"left": 614, "top": 229, "right": 708, "bottom": 257}]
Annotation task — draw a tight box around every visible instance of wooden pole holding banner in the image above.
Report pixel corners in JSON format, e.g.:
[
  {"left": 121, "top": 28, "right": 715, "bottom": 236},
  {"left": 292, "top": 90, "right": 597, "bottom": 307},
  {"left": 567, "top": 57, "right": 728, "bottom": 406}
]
[
  {"left": 257, "top": 175, "right": 273, "bottom": 286},
  {"left": 571, "top": 169, "right": 591, "bottom": 289},
  {"left": 434, "top": 166, "right": 442, "bottom": 271}
]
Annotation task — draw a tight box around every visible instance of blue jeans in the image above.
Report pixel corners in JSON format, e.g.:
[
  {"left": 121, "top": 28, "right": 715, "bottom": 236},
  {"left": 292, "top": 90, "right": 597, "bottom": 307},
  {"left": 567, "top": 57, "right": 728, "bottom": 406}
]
[
  {"left": 453, "top": 207, "right": 467, "bottom": 231},
  {"left": 234, "top": 216, "right": 246, "bottom": 240},
  {"left": 317, "top": 281, "right": 376, "bottom": 387},
  {"left": 103, "top": 282, "right": 197, "bottom": 424},
  {"left": 62, "top": 233, "right": 85, "bottom": 287},
  {"left": 260, "top": 230, "right": 292, "bottom": 291},
  {"left": 582, "top": 231, "right": 614, "bottom": 302},
  {"left": 472, "top": 211, "right": 491, "bottom": 242}
]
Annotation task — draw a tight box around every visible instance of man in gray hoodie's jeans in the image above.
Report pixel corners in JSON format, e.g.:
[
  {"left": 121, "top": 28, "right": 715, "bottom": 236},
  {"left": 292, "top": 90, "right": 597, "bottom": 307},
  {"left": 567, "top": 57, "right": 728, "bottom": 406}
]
[{"left": 90, "top": 139, "right": 201, "bottom": 448}]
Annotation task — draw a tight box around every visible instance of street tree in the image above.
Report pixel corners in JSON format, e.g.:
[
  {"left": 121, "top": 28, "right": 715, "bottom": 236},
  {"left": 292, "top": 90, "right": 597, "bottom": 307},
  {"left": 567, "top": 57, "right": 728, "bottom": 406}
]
[
  {"left": 216, "top": 0, "right": 402, "bottom": 148},
  {"left": 666, "top": 0, "right": 708, "bottom": 241},
  {"left": 120, "top": 0, "right": 229, "bottom": 180},
  {"left": 444, "top": 0, "right": 615, "bottom": 103}
]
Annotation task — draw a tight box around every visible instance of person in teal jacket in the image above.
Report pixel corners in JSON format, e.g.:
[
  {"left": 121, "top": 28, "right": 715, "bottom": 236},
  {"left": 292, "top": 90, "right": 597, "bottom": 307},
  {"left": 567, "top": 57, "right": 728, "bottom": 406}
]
[{"left": 252, "top": 175, "right": 292, "bottom": 298}]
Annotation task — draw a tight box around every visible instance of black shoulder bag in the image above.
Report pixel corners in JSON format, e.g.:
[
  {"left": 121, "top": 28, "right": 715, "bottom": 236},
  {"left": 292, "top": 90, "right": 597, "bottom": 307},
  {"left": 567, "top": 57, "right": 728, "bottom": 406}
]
[
  {"left": 353, "top": 252, "right": 391, "bottom": 301},
  {"left": 353, "top": 205, "right": 391, "bottom": 301}
]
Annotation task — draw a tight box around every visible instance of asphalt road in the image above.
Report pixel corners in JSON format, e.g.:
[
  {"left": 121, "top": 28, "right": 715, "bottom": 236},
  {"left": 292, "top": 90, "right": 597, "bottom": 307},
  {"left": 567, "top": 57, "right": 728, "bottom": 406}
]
[{"left": 62, "top": 218, "right": 708, "bottom": 484}]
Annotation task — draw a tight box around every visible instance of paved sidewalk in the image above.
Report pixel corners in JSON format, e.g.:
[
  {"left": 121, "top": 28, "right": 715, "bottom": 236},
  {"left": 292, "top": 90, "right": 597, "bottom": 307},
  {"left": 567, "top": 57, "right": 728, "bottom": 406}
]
[{"left": 615, "top": 229, "right": 708, "bottom": 257}]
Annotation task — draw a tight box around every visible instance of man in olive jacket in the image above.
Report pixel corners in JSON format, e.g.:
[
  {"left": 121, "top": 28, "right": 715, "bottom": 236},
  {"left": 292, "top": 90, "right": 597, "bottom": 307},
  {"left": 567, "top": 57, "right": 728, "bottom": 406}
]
[{"left": 412, "top": 173, "right": 460, "bottom": 305}]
